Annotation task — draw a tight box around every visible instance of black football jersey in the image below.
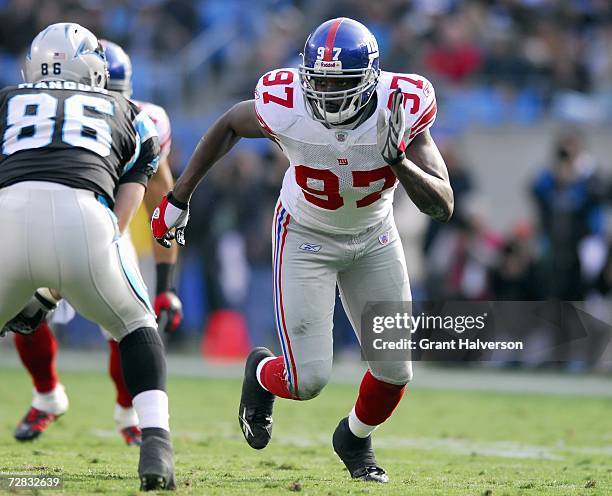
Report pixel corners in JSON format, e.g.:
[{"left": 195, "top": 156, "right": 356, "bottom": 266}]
[{"left": 0, "top": 81, "right": 160, "bottom": 206}]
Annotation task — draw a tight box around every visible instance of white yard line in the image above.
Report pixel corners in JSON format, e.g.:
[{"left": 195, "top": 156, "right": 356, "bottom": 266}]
[
  {"left": 89, "top": 428, "right": 612, "bottom": 461},
  {"left": 1, "top": 346, "right": 610, "bottom": 397}
]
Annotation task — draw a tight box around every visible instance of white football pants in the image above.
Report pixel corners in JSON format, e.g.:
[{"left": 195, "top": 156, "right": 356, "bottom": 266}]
[
  {"left": 0, "top": 181, "right": 156, "bottom": 340},
  {"left": 272, "top": 199, "right": 413, "bottom": 401}
]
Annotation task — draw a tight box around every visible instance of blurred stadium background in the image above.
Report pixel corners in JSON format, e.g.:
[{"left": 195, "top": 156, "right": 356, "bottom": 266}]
[{"left": 1, "top": 0, "right": 612, "bottom": 373}]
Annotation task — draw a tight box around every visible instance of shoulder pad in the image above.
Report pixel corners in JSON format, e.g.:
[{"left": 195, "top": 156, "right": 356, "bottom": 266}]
[
  {"left": 254, "top": 68, "right": 300, "bottom": 136},
  {"left": 378, "top": 71, "right": 437, "bottom": 141},
  {"left": 133, "top": 110, "right": 159, "bottom": 143},
  {"left": 134, "top": 100, "right": 172, "bottom": 159}
]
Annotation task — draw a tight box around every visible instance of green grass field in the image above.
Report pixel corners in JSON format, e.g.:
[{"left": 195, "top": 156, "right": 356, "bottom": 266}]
[{"left": 0, "top": 366, "right": 610, "bottom": 495}]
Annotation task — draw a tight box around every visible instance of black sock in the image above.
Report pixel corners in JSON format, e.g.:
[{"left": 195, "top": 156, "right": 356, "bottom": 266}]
[{"left": 119, "top": 327, "right": 166, "bottom": 396}]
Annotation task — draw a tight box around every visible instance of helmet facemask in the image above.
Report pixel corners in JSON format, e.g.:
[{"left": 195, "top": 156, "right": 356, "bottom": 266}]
[
  {"left": 299, "top": 62, "right": 379, "bottom": 126},
  {"left": 82, "top": 41, "right": 109, "bottom": 88}
]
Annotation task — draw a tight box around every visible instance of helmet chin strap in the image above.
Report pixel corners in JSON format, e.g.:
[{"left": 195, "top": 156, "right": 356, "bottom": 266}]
[
  {"left": 317, "top": 94, "right": 361, "bottom": 127},
  {"left": 316, "top": 92, "right": 378, "bottom": 130}
]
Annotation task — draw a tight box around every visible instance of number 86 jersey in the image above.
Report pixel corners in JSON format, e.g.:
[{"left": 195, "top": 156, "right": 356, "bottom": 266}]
[
  {"left": 0, "top": 81, "right": 160, "bottom": 207},
  {"left": 254, "top": 68, "right": 437, "bottom": 234}
]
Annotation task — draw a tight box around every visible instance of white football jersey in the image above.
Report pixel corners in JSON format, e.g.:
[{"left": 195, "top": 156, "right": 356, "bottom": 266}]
[
  {"left": 134, "top": 99, "right": 172, "bottom": 161},
  {"left": 254, "top": 68, "right": 437, "bottom": 234}
]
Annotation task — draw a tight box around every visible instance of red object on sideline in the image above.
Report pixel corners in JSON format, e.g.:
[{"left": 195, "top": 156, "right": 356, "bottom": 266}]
[{"left": 201, "top": 310, "right": 250, "bottom": 362}]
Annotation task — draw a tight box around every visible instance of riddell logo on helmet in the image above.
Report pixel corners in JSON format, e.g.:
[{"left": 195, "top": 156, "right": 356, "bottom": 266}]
[{"left": 314, "top": 60, "right": 342, "bottom": 71}]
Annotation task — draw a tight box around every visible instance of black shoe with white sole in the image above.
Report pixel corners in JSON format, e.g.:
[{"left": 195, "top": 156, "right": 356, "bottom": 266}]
[
  {"left": 238, "top": 347, "right": 275, "bottom": 450},
  {"left": 138, "top": 428, "right": 176, "bottom": 491},
  {"left": 332, "top": 417, "right": 389, "bottom": 483}
]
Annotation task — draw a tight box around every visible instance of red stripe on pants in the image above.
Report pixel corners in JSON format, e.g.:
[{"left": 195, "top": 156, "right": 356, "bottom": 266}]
[{"left": 276, "top": 212, "right": 299, "bottom": 396}]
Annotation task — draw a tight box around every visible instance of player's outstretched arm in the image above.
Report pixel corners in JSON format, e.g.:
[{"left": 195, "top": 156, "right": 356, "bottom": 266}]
[
  {"left": 145, "top": 158, "right": 179, "bottom": 264},
  {"left": 377, "top": 89, "right": 453, "bottom": 223},
  {"left": 144, "top": 158, "right": 183, "bottom": 332},
  {"left": 172, "top": 100, "right": 265, "bottom": 203},
  {"left": 151, "top": 100, "right": 265, "bottom": 247}
]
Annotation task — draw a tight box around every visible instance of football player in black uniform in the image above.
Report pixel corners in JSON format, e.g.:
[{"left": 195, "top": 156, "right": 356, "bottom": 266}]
[
  {"left": 6, "top": 39, "right": 183, "bottom": 449},
  {"left": 0, "top": 23, "right": 175, "bottom": 491}
]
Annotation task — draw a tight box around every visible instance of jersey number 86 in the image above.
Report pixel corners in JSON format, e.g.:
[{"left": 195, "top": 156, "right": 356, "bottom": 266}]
[{"left": 2, "top": 92, "right": 113, "bottom": 157}]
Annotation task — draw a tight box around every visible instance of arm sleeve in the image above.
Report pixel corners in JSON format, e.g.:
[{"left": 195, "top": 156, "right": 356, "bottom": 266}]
[
  {"left": 119, "top": 110, "right": 160, "bottom": 187},
  {"left": 253, "top": 68, "right": 298, "bottom": 138},
  {"left": 407, "top": 78, "right": 437, "bottom": 141}
]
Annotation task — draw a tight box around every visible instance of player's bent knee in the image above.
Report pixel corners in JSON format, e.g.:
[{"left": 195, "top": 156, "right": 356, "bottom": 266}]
[
  {"left": 370, "top": 361, "right": 413, "bottom": 386},
  {"left": 296, "top": 363, "right": 331, "bottom": 400},
  {"left": 92, "top": 314, "right": 157, "bottom": 342}
]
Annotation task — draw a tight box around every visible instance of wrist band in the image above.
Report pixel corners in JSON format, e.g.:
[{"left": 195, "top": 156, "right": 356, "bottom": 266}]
[
  {"left": 156, "top": 263, "right": 175, "bottom": 294},
  {"left": 167, "top": 191, "right": 188, "bottom": 210}
]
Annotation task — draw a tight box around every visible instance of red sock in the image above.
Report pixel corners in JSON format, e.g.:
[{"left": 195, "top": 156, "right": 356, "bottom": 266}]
[
  {"left": 108, "top": 340, "right": 133, "bottom": 408},
  {"left": 258, "top": 356, "right": 294, "bottom": 399},
  {"left": 354, "top": 370, "right": 406, "bottom": 426},
  {"left": 14, "top": 321, "right": 59, "bottom": 394}
]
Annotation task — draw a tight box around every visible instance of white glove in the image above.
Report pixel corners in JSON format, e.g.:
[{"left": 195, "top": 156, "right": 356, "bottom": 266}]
[{"left": 377, "top": 88, "right": 406, "bottom": 165}]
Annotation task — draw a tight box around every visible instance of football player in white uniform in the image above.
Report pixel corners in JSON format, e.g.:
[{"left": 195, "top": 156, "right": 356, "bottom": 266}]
[
  {"left": 4, "top": 40, "right": 182, "bottom": 448},
  {"left": 152, "top": 18, "right": 453, "bottom": 482}
]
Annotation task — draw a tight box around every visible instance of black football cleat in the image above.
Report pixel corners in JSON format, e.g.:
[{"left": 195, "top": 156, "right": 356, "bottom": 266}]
[
  {"left": 238, "top": 347, "right": 275, "bottom": 449},
  {"left": 14, "top": 407, "right": 61, "bottom": 442},
  {"left": 333, "top": 417, "right": 389, "bottom": 483},
  {"left": 138, "top": 428, "right": 176, "bottom": 491}
]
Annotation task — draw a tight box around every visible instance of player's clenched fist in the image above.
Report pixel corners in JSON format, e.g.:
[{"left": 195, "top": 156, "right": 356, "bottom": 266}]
[
  {"left": 151, "top": 192, "right": 190, "bottom": 248},
  {"left": 377, "top": 88, "right": 406, "bottom": 165}
]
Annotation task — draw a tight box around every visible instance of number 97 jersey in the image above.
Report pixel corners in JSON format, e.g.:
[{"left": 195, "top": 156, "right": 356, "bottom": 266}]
[{"left": 254, "top": 68, "right": 437, "bottom": 234}]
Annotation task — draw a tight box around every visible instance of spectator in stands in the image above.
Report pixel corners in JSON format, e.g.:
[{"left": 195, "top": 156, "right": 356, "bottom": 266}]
[
  {"left": 490, "top": 227, "right": 541, "bottom": 301},
  {"left": 531, "top": 131, "right": 606, "bottom": 300},
  {"left": 424, "top": 17, "right": 482, "bottom": 85}
]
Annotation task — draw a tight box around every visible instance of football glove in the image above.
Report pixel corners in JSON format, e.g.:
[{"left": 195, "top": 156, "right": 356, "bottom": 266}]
[
  {"left": 151, "top": 192, "right": 189, "bottom": 248},
  {"left": 0, "top": 290, "right": 57, "bottom": 337},
  {"left": 154, "top": 291, "right": 183, "bottom": 333},
  {"left": 377, "top": 88, "right": 407, "bottom": 166}
]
